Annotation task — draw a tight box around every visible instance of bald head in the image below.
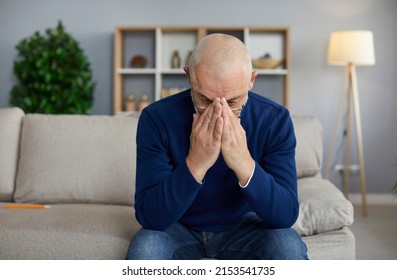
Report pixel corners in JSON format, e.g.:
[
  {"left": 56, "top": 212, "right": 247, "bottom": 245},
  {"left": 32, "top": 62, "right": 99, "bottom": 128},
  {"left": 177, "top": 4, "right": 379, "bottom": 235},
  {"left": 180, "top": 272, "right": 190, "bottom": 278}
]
[{"left": 188, "top": 34, "right": 252, "bottom": 80}]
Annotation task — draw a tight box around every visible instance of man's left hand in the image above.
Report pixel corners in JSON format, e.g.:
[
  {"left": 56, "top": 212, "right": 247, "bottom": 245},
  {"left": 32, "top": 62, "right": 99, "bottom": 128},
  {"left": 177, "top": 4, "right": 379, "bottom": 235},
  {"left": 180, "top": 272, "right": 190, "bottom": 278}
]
[{"left": 220, "top": 98, "right": 255, "bottom": 186}]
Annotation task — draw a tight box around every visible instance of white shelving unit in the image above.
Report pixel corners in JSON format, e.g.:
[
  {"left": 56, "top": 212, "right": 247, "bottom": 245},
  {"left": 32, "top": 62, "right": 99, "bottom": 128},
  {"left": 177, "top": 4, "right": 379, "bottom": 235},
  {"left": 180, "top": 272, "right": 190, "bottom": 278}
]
[{"left": 113, "top": 26, "right": 290, "bottom": 114}]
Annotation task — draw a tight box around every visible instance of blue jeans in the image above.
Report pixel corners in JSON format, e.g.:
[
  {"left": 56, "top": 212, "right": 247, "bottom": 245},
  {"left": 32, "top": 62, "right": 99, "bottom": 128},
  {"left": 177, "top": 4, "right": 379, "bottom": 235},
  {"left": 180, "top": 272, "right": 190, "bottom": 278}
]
[{"left": 125, "top": 212, "right": 308, "bottom": 260}]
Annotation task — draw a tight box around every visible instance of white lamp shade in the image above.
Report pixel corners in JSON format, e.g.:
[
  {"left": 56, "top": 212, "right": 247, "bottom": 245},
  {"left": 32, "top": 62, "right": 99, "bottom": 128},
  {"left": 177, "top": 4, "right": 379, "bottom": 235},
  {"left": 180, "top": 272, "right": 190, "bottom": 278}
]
[{"left": 327, "top": 30, "right": 375, "bottom": 66}]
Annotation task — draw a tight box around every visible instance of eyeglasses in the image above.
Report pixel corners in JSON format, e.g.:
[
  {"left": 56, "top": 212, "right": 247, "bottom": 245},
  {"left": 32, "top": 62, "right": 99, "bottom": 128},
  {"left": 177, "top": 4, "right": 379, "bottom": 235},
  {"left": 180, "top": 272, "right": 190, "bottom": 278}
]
[{"left": 191, "top": 90, "right": 248, "bottom": 117}]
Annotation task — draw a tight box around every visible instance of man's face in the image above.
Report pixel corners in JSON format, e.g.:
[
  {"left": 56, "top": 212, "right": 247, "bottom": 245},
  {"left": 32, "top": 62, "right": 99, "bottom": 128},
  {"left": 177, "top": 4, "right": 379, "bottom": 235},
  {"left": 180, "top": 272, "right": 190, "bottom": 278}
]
[{"left": 189, "top": 66, "right": 254, "bottom": 116}]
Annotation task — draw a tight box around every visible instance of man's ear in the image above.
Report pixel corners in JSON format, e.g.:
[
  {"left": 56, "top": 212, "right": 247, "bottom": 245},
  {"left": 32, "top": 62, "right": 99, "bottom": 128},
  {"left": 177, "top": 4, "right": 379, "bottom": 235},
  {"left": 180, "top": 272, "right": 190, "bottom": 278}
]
[
  {"left": 248, "top": 71, "right": 258, "bottom": 90},
  {"left": 184, "top": 67, "right": 192, "bottom": 85}
]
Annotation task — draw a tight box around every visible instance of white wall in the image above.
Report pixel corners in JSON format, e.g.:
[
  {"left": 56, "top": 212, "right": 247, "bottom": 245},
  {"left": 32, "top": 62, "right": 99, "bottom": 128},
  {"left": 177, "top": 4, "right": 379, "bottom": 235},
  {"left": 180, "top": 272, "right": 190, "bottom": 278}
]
[{"left": 0, "top": 0, "right": 396, "bottom": 194}]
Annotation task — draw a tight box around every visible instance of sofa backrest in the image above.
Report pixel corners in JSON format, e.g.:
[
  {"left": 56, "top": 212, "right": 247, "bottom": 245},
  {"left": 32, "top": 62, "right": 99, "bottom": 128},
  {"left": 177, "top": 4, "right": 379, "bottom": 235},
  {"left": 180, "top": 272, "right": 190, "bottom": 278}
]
[
  {"left": 292, "top": 115, "right": 323, "bottom": 178},
  {"left": 0, "top": 108, "right": 323, "bottom": 204},
  {"left": 13, "top": 113, "right": 139, "bottom": 206},
  {"left": 0, "top": 107, "right": 24, "bottom": 201}
]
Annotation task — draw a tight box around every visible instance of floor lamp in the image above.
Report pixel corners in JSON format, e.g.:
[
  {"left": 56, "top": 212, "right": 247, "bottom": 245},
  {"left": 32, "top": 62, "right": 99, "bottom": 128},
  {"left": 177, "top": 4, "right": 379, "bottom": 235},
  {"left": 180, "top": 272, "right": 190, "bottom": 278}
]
[{"left": 324, "top": 31, "right": 375, "bottom": 216}]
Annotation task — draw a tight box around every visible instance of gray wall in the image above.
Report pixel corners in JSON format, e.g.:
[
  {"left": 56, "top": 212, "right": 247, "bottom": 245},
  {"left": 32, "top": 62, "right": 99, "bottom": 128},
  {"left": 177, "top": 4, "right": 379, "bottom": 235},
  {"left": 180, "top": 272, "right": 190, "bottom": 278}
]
[{"left": 1, "top": 0, "right": 396, "bottom": 195}]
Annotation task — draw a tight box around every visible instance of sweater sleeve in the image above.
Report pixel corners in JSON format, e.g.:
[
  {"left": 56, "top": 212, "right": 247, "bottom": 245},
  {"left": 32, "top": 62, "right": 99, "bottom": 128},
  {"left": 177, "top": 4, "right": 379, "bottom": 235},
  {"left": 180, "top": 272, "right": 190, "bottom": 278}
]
[
  {"left": 241, "top": 109, "right": 299, "bottom": 228},
  {"left": 134, "top": 109, "right": 202, "bottom": 230}
]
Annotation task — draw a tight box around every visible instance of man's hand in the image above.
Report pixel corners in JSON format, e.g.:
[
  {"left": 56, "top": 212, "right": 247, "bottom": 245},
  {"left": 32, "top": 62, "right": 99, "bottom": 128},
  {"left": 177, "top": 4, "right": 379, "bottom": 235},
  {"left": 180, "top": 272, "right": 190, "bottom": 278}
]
[
  {"left": 220, "top": 98, "right": 255, "bottom": 185},
  {"left": 186, "top": 98, "right": 223, "bottom": 183}
]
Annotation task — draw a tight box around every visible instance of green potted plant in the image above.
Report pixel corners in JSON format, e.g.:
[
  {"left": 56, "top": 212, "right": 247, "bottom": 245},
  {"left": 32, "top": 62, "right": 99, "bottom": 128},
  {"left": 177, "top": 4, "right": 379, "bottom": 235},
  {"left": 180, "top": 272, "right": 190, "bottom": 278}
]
[{"left": 10, "top": 21, "right": 95, "bottom": 114}]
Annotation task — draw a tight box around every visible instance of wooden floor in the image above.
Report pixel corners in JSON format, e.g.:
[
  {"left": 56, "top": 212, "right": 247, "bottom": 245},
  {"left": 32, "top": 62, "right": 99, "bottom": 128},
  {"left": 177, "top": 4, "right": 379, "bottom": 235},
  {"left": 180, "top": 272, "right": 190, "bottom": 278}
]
[{"left": 350, "top": 204, "right": 397, "bottom": 260}]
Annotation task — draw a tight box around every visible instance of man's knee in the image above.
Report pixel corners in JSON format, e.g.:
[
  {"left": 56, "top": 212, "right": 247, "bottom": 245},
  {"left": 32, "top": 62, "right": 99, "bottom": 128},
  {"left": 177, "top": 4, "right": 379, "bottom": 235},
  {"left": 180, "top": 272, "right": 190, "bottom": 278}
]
[
  {"left": 125, "top": 228, "right": 175, "bottom": 260},
  {"left": 267, "top": 228, "right": 308, "bottom": 260}
]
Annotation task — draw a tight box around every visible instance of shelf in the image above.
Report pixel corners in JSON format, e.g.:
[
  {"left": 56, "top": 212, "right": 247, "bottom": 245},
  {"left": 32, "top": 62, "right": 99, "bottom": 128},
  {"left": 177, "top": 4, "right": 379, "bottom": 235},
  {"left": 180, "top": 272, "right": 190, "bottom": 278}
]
[
  {"left": 254, "top": 69, "right": 288, "bottom": 75},
  {"left": 113, "top": 26, "right": 290, "bottom": 114},
  {"left": 123, "top": 75, "right": 155, "bottom": 105},
  {"left": 161, "top": 29, "right": 197, "bottom": 70},
  {"left": 122, "top": 30, "right": 156, "bottom": 69},
  {"left": 117, "top": 68, "right": 156, "bottom": 74},
  {"left": 161, "top": 69, "right": 185, "bottom": 74},
  {"left": 117, "top": 68, "right": 287, "bottom": 75}
]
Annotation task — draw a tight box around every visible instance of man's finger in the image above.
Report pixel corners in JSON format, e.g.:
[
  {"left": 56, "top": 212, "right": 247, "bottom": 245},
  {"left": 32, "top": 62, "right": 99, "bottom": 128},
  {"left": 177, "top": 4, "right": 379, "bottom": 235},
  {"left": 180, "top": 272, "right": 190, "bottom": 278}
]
[
  {"left": 192, "top": 113, "right": 199, "bottom": 129},
  {"left": 213, "top": 116, "right": 223, "bottom": 145},
  {"left": 207, "top": 101, "right": 222, "bottom": 132},
  {"left": 196, "top": 101, "right": 214, "bottom": 129},
  {"left": 221, "top": 98, "right": 240, "bottom": 133}
]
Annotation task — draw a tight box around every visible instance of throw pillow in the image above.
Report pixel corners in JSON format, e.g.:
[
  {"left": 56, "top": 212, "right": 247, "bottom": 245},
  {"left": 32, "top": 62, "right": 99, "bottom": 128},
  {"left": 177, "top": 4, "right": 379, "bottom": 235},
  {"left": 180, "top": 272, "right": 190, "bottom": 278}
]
[{"left": 293, "top": 177, "right": 354, "bottom": 236}]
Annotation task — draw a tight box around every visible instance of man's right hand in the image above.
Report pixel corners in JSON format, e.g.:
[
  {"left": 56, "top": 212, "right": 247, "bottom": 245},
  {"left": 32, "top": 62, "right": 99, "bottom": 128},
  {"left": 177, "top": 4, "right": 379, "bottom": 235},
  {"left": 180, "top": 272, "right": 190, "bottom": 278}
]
[{"left": 186, "top": 97, "right": 223, "bottom": 183}]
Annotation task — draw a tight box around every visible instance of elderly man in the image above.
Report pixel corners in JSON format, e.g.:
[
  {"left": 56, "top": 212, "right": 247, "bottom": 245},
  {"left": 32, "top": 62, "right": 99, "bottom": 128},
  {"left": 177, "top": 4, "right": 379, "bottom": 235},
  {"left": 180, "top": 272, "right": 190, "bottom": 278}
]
[{"left": 126, "top": 34, "right": 307, "bottom": 260}]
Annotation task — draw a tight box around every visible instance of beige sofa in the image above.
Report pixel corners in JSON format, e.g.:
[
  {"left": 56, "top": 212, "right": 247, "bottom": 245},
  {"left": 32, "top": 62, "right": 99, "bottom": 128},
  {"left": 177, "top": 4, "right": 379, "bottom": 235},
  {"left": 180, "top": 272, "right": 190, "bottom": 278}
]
[{"left": 0, "top": 107, "right": 355, "bottom": 259}]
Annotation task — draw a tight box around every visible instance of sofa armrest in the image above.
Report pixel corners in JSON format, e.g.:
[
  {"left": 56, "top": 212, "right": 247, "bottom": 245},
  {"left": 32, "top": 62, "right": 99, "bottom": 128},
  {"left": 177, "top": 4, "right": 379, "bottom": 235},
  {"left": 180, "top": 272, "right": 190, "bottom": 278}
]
[{"left": 0, "top": 107, "right": 25, "bottom": 201}]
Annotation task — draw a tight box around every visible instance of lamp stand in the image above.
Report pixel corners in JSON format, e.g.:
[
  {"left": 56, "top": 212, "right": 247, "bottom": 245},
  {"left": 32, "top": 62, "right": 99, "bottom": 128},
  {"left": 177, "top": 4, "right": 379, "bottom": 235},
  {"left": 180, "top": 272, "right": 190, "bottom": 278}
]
[{"left": 325, "top": 63, "right": 368, "bottom": 216}]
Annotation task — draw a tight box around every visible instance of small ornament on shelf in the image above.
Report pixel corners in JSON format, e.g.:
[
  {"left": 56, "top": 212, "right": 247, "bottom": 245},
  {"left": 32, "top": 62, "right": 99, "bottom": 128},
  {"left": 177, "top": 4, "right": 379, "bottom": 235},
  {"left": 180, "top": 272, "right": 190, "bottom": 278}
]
[
  {"left": 130, "top": 55, "right": 147, "bottom": 68},
  {"left": 125, "top": 94, "right": 136, "bottom": 112},
  {"left": 171, "top": 50, "right": 181, "bottom": 68},
  {"left": 138, "top": 94, "right": 149, "bottom": 111},
  {"left": 161, "top": 87, "right": 188, "bottom": 98},
  {"left": 251, "top": 53, "right": 283, "bottom": 69}
]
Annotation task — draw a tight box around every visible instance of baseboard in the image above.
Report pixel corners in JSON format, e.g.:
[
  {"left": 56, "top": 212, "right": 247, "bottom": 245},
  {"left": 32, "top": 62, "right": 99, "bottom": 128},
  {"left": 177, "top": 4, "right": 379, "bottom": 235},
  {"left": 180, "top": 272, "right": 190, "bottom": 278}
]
[{"left": 349, "top": 193, "right": 397, "bottom": 205}]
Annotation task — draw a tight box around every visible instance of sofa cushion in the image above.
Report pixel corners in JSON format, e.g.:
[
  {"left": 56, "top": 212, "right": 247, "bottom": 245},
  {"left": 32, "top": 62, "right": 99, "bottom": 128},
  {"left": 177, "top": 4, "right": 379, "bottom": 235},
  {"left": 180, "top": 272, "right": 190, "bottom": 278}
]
[
  {"left": 0, "top": 203, "right": 140, "bottom": 259},
  {"left": 0, "top": 107, "right": 24, "bottom": 201},
  {"left": 302, "top": 227, "right": 355, "bottom": 260},
  {"left": 14, "top": 113, "right": 138, "bottom": 206},
  {"left": 292, "top": 115, "right": 323, "bottom": 178},
  {"left": 293, "top": 177, "right": 354, "bottom": 236}
]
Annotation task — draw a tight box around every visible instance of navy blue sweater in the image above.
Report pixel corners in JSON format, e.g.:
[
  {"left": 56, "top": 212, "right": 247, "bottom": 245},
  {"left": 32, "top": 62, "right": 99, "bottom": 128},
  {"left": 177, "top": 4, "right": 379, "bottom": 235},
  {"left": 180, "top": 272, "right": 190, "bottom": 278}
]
[{"left": 134, "top": 89, "right": 298, "bottom": 232}]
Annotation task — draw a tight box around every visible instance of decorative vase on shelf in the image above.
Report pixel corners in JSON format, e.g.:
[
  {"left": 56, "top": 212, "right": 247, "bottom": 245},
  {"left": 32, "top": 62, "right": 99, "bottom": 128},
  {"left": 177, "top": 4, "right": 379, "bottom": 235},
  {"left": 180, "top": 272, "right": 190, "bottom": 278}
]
[
  {"left": 130, "top": 55, "right": 147, "bottom": 68},
  {"left": 125, "top": 94, "right": 135, "bottom": 111},
  {"left": 171, "top": 50, "right": 181, "bottom": 69},
  {"left": 138, "top": 94, "right": 149, "bottom": 111}
]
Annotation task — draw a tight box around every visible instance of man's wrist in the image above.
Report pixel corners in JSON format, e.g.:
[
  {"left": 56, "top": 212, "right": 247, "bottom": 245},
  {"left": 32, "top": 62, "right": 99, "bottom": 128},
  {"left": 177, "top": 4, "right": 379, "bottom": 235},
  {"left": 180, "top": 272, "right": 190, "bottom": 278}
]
[
  {"left": 239, "top": 161, "right": 255, "bottom": 188},
  {"left": 234, "top": 157, "right": 255, "bottom": 186},
  {"left": 186, "top": 157, "right": 206, "bottom": 184}
]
